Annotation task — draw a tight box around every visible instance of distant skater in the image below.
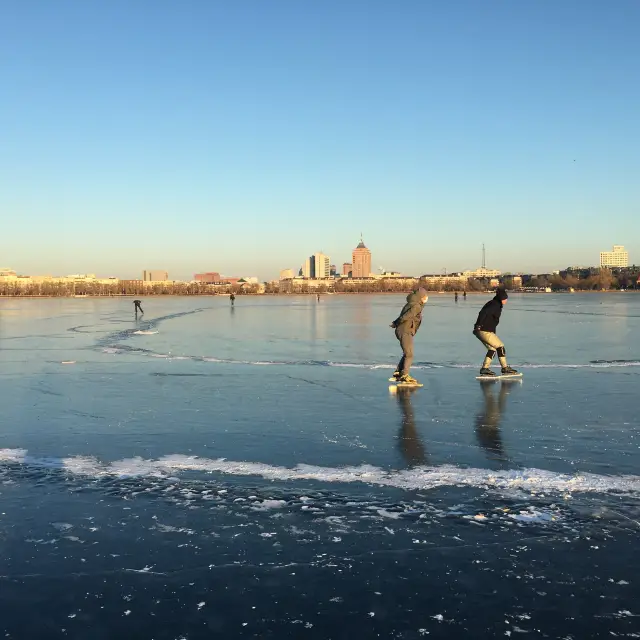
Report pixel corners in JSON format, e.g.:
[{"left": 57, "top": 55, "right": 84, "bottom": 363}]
[
  {"left": 133, "top": 299, "right": 143, "bottom": 315},
  {"left": 390, "top": 288, "right": 429, "bottom": 385},
  {"left": 455, "top": 292, "right": 459, "bottom": 302},
  {"left": 463, "top": 291, "right": 467, "bottom": 300},
  {"left": 317, "top": 293, "right": 320, "bottom": 302},
  {"left": 473, "top": 288, "right": 518, "bottom": 377},
  {"left": 230, "top": 293, "right": 235, "bottom": 306}
]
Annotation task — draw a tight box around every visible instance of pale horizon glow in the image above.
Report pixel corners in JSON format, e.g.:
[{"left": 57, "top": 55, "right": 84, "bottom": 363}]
[{"left": 1, "top": 2, "right": 638, "bottom": 281}]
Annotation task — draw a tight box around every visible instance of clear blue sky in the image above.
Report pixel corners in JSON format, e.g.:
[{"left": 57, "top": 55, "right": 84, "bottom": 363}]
[{"left": 2, "top": 0, "right": 639, "bottom": 280}]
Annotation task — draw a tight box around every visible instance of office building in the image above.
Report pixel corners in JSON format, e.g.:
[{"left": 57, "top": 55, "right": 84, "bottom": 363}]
[
  {"left": 330, "top": 264, "right": 337, "bottom": 277},
  {"left": 600, "top": 245, "right": 629, "bottom": 268},
  {"left": 194, "top": 272, "right": 222, "bottom": 283},
  {"left": 314, "top": 252, "right": 330, "bottom": 279},
  {"left": 342, "top": 263, "right": 352, "bottom": 276},
  {"left": 280, "top": 269, "right": 294, "bottom": 280},
  {"left": 302, "top": 252, "right": 331, "bottom": 279},
  {"left": 302, "top": 258, "right": 312, "bottom": 278},
  {"left": 352, "top": 238, "right": 372, "bottom": 278},
  {"left": 143, "top": 270, "right": 168, "bottom": 282},
  {"left": 462, "top": 267, "right": 502, "bottom": 278}
]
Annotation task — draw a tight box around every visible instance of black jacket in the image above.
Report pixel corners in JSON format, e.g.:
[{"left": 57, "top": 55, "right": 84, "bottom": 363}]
[
  {"left": 392, "top": 291, "right": 425, "bottom": 336},
  {"left": 474, "top": 298, "right": 502, "bottom": 333}
]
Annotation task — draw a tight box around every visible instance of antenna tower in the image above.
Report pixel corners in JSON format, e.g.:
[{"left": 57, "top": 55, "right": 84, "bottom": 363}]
[{"left": 482, "top": 244, "right": 486, "bottom": 269}]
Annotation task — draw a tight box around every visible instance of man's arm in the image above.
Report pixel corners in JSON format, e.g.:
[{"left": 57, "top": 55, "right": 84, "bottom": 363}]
[{"left": 391, "top": 302, "right": 421, "bottom": 328}]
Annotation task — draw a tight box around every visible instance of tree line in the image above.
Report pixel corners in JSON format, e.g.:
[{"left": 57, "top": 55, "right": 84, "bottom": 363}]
[
  {"left": 2, "top": 269, "right": 637, "bottom": 297},
  {"left": 504, "top": 269, "right": 639, "bottom": 291},
  {"left": 0, "top": 282, "right": 261, "bottom": 297}
]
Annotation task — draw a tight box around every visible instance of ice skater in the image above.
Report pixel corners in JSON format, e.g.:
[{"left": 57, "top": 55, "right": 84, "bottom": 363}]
[
  {"left": 390, "top": 287, "right": 429, "bottom": 385},
  {"left": 455, "top": 291, "right": 459, "bottom": 302},
  {"left": 230, "top": 293, "right": 235, "bottom": 306},
  {"left": 473, "top": 288, "right": 518, "bottom": 377},
  {"left": 133, "top": 299, "right": 143, "bottom": 315},
  {"left": 463, "top": 291, "right": 467, "bottom": 300}
]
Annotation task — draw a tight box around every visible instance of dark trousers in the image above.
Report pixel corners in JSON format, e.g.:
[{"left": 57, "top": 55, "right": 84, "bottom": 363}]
[{"left": 395, "top": 329, "right": 414, "bottom": 375}]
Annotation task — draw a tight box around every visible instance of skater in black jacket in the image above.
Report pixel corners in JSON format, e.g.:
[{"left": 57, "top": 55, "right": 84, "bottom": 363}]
[{"left": 473, "top": 288, "right": 518, "bottom": 377}]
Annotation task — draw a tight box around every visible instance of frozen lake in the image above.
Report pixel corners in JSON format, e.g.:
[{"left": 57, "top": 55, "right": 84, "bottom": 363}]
[{"left": 0, "top": 293, "right": 639, "bottom": 638}]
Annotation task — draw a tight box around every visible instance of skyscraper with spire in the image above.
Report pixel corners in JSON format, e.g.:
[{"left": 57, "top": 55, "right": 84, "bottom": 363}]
[{"left": 352, "top": 235, "right": 372, "bottom": 278}]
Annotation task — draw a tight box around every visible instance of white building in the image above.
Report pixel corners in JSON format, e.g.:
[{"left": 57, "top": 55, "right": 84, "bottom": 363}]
[
  {"left": 302, "top": 252, "right": 330, "bottom": 279},
  {"left": 462, "top": 267, "right": 501, "bottom": 278},
  {"left": 600, "top": 245, "right": 628, "bottom": 268},
  {"left": 280, "top": 269, "right": 294, "bottom": 280},
  {"left": 314, "top": 252, "right": 330, "bottom": 279}
]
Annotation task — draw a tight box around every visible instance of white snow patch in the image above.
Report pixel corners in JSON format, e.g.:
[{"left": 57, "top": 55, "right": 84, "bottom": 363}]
[
  {"left": 0, "top": 449, "right": 639, "bottom": 497},
  {"left": 509, "top": 509, "right": 555, "bottom": 523},
  {"left": 252, "top": 500, "right": 287, "bottom": 511}
]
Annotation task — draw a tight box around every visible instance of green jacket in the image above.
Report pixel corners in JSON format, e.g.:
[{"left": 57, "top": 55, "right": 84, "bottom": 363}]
[{"left": 391, "top": 291, "right": 425, "bottom": 336}]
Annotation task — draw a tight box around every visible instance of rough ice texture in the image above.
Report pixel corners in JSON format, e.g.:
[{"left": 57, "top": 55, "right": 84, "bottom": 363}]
[{"left": 0, "top": 448, "right": 639, "bottom": 496}]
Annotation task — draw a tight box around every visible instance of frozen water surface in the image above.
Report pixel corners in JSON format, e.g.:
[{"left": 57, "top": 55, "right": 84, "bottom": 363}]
[{"left": 0, "top": 293, "right": 639, "bottom": 639}]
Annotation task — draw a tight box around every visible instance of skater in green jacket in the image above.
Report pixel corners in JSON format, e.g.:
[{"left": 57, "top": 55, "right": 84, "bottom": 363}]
[{"left": 390, "top": 288, "right": 429, "bottom": 384}]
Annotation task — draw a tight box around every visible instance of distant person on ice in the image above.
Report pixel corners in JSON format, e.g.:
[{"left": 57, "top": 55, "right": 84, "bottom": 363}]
[
  {"left": 230, "top": 293, "right": 235, "bottom": 306},
  {"left": 390, "top": 288, "right": 429, "bottom": 384},
  {"left": 473, "top": 288, "right": 518, "bottom": 377},
  {"left": 133, "top": 300, "right": 143, "bottom": 315}
]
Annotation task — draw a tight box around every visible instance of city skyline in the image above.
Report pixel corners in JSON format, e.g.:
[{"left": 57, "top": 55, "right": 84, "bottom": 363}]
[
  {"left": 1, "top": 2, "right": 639, "bottom": 279},
  {"left": 2, "top": 241, "right": 635, "bottom": 284}
]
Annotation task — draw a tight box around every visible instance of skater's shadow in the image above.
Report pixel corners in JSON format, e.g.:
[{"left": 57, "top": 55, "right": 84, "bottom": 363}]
[
  {"left": 395, "top": 387, "right": 427, "bottom": 468},
  {"left": 475, "top": 381, "right": 520, "bottom": 464}
]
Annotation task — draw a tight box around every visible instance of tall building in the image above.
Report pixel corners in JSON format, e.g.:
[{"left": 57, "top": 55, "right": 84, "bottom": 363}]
[
  {"left": 600, "top": 245, "right": 628, "bottom": 268},
  {"left": 314, "top": 252, "right": 330, "bottom": 279},
  {"left": 352, "top": 237, "right": 372, "bottom": 278},
  {"left": 143, "top": 270, "right": 168, "bottom": 281},
  {"left": 342, "top": 263, "right": 352, "bottom": 276},
  {"left": 302, "top": 252, "right": 330, "bottom": 278},
  {"left": 329, "top": 264, "right": 337, "bottom": 277}
]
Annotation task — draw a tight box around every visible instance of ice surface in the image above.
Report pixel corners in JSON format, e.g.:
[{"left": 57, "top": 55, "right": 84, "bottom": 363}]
[{"left": 1, "top": 294, "right": 640, "bottom": 638}]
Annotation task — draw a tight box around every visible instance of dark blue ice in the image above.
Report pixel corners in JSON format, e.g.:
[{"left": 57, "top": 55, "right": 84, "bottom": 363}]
[{"left": 0, "top": 294, "right": 639, "bottom": 638}]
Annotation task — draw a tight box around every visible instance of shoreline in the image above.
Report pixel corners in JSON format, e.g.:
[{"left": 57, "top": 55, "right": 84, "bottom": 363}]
[{"left": 1, "top": 290, "right": 637, "bottom": 299}]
